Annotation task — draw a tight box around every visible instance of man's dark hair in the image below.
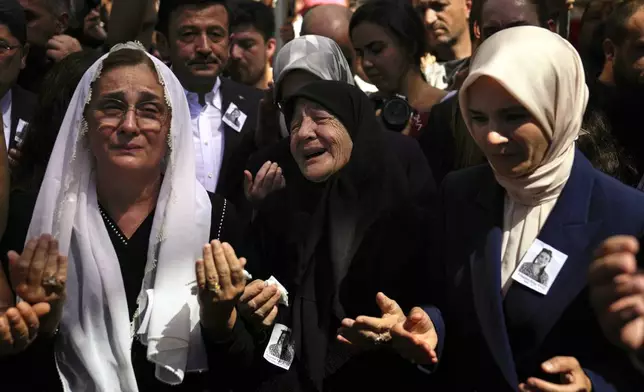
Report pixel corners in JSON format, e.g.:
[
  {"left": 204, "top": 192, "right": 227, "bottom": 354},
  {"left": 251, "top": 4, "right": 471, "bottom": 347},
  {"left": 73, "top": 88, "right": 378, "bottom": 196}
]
[
  {"left": 0, "top": 0, "right": 27, "bottom": 45},
  {"left": 230, "top": 0, "right": 275, "bottom": 41},
  {"left": 12, "top": 50, "right": 102, "bottom": 191},
  {"left": 349, "top": 0, "right": 427, "bottom": 68},
  {"left": 157, "top": 0, "right": 230, "bottom": 37},
  {"left": 605, "top": 0, "right": 644, "bottom": 46}
]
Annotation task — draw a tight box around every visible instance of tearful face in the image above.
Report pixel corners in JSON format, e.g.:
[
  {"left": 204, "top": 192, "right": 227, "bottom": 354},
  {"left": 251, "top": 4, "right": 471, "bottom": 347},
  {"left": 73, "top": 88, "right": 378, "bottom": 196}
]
[
  {"left": 289, "top": 99, "right": 353, "bottom": 182},
  {"left": 86, "top": 63, "right": 171, "bottom": 173}
]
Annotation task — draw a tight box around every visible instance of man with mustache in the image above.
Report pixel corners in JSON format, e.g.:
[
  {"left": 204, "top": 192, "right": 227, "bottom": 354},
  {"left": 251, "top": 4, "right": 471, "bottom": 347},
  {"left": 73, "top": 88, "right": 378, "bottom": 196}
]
[
  {"left": 158, "top": 0, "right": 262, "bottom": 210},
  {"left": 585, "top": 0, "right": 644, "bottom": 188}
]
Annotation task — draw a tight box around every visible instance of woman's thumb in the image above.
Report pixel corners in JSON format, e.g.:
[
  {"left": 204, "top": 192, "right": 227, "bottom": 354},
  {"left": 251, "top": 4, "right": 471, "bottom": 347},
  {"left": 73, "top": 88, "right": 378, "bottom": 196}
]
[
  {"left": 243, "top": 170, "right": 253, "bottom": 191},
  {"left": 376, "top": 292, "right": 402, "bottom": 316}
]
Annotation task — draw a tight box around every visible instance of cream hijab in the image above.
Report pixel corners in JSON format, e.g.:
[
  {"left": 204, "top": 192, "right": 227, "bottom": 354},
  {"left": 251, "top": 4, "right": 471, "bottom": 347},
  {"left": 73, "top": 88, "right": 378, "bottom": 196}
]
[
  {"left": 27, "top": 43, "right": 211, "bottom": 390},
  {"left": 458, "top": 26, "right": 589, "bottom": 293}
]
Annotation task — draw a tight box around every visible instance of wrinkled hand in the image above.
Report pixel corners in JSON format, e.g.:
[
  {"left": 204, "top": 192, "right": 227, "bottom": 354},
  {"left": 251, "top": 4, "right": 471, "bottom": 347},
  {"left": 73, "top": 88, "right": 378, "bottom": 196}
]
[
  {"left": 589, "top": 235, "right": 644, "bottom": 355},
  {"left": 238, "top": 280, "right": 281, "bottom": 330},
  {"left": 337, "top": 292, "right": 407, "bottom": 350},
  {"left": 1, "top": 252, "right": 51, "bottom": 357},
  {"left": 46, "top": 35, "right": 82, "bottom": 63},
  {"left": 390, "top": 306, "right": 439, "bottom": 365},
  {"left": 244, "top": 161, "right": 286, "bottom": 207},
  {"left": 196, "top": 240, "right": 248, "bottom": 337},
  {"left": 7, "top": 234, "right": 67, "bottom": 336},
  {"left": 0, "top": 301, "right": 51, "bottom": 357},
  {"left": 519, "top": 357, "right": 592, "bottom": 392},
  {"left": 255, "top": 84, "right": 282, "bottom": 148},
  {"left": 279, "top": 22, "right": 295, "bottom": 44}
]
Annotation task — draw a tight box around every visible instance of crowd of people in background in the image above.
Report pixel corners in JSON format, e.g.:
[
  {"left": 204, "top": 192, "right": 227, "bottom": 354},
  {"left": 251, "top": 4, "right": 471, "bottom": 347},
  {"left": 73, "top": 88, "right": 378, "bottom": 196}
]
[{"left": 0, "top": 0, "right": 643, "bottom": 391}]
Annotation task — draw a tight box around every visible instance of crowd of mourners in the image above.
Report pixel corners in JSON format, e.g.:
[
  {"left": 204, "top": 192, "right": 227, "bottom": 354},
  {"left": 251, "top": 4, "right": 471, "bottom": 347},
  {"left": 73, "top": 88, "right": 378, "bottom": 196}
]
[{"left": 0, "top": 0, "right": 643, "bottom": 390}]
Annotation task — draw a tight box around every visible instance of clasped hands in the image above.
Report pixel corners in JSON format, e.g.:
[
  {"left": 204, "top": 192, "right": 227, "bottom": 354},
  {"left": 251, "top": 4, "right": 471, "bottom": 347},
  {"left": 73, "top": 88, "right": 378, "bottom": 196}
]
[
  {"left": 1, "top": 234, "right": 67, "bottom": 357},
  {"left": 336, "top": 292, "right": 439, "bottom": 366}
]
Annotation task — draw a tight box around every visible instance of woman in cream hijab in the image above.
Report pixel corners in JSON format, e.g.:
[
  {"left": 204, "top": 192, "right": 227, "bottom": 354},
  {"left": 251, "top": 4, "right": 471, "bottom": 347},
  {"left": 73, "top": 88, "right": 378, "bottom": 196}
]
[{"left": 341, "top": 26, "right": 644, "bottom": 391}]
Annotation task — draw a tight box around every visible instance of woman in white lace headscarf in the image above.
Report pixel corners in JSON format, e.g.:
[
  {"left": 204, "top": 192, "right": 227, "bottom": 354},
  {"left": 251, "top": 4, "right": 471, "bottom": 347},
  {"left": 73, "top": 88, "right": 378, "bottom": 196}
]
[{"left": 6, "top": 42, "right": 242, "bottom": 391}]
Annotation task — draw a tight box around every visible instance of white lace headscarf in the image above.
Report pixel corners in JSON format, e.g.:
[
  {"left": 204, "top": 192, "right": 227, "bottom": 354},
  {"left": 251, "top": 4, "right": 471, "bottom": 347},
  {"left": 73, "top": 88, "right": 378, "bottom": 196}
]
[{"left": 26, "top": 42, "right": 212, "bottom": 391}]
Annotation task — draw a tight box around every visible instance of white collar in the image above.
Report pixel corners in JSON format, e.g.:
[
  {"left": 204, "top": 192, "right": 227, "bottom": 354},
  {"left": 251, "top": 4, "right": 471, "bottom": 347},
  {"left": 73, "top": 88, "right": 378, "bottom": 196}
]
[
  {"left": 184, "top": 77, "right": 221, "bottom": 108},
  {"left": 1, "top": 89, "right": 12, "bottom": 116}
]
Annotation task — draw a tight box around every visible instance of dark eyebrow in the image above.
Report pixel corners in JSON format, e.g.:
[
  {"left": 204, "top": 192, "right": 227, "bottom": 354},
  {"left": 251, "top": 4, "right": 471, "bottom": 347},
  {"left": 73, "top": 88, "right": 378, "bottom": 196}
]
[{"left": 100, "top": 91, "right": 163, "bottom": 102}]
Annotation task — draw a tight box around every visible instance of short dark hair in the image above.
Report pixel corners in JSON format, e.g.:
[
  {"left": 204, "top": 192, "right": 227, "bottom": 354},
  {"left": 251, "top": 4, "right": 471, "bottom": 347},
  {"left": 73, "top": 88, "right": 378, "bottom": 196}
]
[
  {"left": 0, "top": 0, "right": 27, "bottom": 45},
  {"left": 230, "top": 0, "right": 275, "bottom": 41},
  {"left": 349, "top": 0, "right": 426, "bottom": 68},
  {"left": 604, "top": 0, "right": 644, "bottom": 46},
  {"left": 157, "top": 0, "right": 230, "bottom": 37},
  {"left": 13, "top": 50, "right": 101, "bottom": 191}
]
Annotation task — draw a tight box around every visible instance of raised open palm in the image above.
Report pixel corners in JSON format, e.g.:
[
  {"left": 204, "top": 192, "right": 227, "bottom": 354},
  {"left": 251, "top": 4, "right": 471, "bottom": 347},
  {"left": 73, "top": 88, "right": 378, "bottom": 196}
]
[
  {"left": 391, "top": 307, "right": 439, "bottom": 365},
  {"left": 6, "top": 234, "right": 67, "bottom": 337},
  {"left": 0, "top": 252, "right": 51, "bottom": 357}
]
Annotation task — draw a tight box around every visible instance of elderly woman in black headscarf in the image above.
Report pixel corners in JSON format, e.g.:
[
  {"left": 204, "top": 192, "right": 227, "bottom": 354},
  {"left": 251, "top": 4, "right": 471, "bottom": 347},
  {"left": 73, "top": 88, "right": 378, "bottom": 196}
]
[{"left": 204, "top": 80, "right": 436, "bottom": 391}]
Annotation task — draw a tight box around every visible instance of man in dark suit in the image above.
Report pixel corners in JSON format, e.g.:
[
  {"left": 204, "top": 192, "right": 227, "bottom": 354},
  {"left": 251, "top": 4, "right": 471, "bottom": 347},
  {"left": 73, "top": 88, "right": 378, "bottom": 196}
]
[
  {"left": 158, "top": 0, "right": 262, "bottom": 213},
  {"left": 0, "top": 0, "right": 36, "bottom": 153}
]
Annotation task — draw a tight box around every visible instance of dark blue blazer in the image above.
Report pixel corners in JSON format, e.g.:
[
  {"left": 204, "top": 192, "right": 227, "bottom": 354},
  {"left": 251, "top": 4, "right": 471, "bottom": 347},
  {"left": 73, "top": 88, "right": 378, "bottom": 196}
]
[{"left": 434, "top": 151, "right": 644, "bottom": 391}]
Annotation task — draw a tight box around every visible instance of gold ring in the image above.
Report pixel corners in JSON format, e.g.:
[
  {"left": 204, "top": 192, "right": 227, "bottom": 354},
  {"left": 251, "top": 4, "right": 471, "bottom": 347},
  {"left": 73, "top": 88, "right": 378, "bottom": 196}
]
[
  {"left": 208, "top": 282, "right": 221, "bottom": 293},
  {"left": 42, "top": 276, "right": 65, "bottom": 291}
]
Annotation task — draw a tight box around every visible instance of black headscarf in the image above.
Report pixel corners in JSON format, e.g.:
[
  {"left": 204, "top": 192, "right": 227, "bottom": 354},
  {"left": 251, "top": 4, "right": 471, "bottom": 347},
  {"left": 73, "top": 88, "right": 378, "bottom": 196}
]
[
  {"left": 0, "top": 0, "right": 27, "bottom": 45},
  {"left": 283, "top": 81, "right": 412, "bottom": 389}
]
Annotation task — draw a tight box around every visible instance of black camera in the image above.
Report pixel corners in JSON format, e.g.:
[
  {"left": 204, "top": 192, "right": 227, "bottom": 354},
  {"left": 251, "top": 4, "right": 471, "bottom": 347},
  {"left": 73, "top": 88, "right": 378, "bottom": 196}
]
[{"left": 371, "top": 94, "right": 412, "bottom": 133}]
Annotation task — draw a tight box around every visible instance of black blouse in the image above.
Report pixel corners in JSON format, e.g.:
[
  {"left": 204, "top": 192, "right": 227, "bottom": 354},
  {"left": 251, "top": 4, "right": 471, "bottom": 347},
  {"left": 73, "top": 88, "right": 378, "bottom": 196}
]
[{"left": 0, "top": 188, "right": 242, "bottom": 392}]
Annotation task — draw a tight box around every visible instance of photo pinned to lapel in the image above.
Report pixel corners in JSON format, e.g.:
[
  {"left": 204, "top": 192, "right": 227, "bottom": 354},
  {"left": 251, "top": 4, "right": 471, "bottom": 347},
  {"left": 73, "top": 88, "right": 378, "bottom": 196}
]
[
  {"left": 222, "top": 102, "right": 247, "bottom": 132},
  {"left": 14, "top": 119, "right": 28, "bottom": 147},
  {"left": 512, "top": 239, "right": 568, "bottom": 295},
  {"left": 263, "top": 323, "right": 295, "bottom": 370}
]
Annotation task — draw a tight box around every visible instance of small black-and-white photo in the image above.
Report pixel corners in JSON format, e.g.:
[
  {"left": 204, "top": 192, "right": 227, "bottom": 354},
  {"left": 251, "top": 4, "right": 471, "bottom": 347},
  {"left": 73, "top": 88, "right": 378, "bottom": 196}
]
[
  {"left": 268, "top": 329, "right": 294, "bottom": 364},
  {"left": 225, "top": 108, "right": 241, "bottom": 127},
  {"left": 518, "top": 248, "right": 552, "bottom": 285}
]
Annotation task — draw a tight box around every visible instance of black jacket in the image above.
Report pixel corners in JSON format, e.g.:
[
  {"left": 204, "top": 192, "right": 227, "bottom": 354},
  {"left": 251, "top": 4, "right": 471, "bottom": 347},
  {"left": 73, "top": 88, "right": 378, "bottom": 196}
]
[
  {"left": 216, "top": 77, "right": 263, "bottom": 216},
  {"left": 207, "top": 82, "right": 438, "bottom": 392},
  {"left": 9, "top": 85, "right": 36, "bottom": 149},
  {"left": 432, "top": 152, "right": 644, "bottom": 391}
]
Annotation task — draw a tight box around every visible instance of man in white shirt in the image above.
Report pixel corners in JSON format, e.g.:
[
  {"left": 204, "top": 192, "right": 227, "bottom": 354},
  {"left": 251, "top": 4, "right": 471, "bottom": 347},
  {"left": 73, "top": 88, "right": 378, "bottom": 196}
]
[
  {"left": 158, "top": 0, "right": 263, "bottom": 209},
  {"left": 0, "top": 0, "right": 36, "bottom": 154}
]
